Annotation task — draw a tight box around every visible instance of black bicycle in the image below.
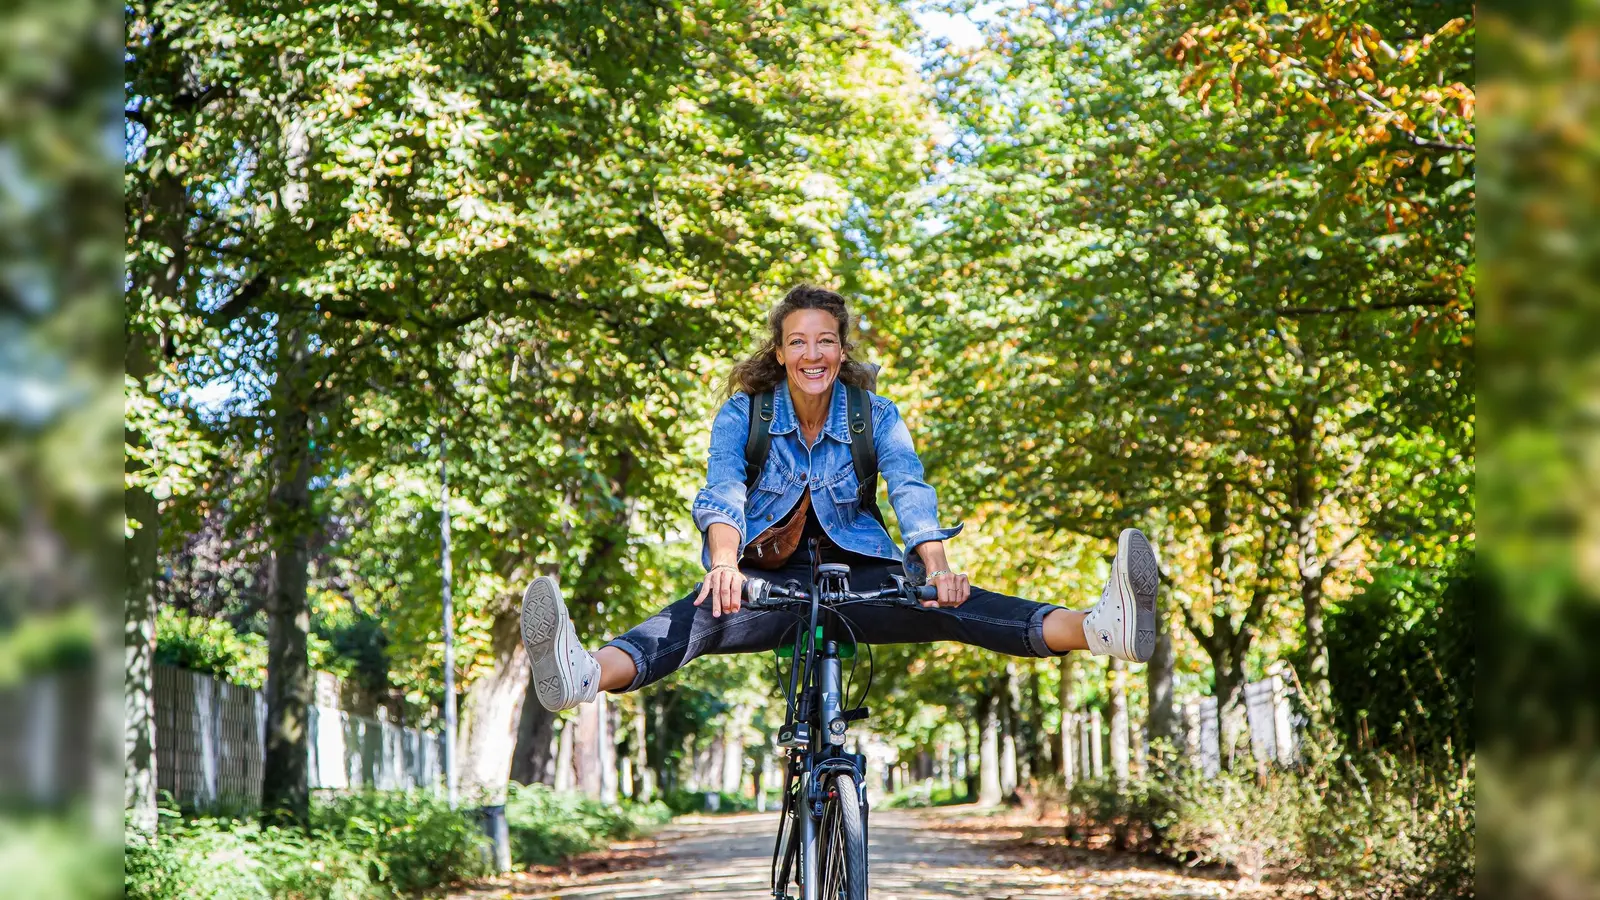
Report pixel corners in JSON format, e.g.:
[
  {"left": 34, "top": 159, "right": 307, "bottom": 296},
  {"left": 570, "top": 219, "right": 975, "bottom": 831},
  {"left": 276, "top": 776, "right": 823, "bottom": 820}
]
[{"left": 737, "top": 555, "right": 936, "bottom": 900}]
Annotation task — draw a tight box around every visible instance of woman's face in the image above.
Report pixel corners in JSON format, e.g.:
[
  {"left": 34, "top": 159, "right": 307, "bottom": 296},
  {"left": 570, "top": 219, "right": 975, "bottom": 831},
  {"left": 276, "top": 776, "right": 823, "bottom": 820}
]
[{"left": 774, "top": 308, "right": 844, "bottom": 401}]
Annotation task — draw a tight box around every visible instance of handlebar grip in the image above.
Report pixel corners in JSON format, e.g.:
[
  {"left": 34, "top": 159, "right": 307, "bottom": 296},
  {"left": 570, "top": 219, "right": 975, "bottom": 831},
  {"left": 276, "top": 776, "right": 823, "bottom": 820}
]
[
  {"left": 913, "top": 584, "right": 938, "bottom": 602},
  {"left": 744, "top": 576, "right": 769, "bottom": 604}
]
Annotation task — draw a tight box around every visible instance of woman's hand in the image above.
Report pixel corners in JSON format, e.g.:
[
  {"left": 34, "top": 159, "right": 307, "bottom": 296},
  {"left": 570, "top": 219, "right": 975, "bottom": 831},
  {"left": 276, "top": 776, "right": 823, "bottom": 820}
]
[
  {"left": 694, "top": 563, "right": 747, "bottom": 618},
  {"left": 916, "top": 540, "right": 969, "bottom": 608},
  {"left": 925, "top": 570, "right": 971, "bottom": 608}
]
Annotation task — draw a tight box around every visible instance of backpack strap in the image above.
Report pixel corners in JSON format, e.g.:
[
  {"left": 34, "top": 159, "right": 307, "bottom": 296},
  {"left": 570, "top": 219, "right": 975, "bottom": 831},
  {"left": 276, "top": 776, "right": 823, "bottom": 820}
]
[
  {"left": 845, "top": 384, "right": 886, "bottom": 525},
  {"left": 744, "top": 389, "right": 775, "bottom": 491}
]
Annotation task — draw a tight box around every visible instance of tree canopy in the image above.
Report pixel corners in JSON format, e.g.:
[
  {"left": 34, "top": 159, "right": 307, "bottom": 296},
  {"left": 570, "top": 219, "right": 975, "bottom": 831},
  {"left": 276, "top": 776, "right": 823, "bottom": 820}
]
[{"left": 125, "top": 0, "right": 1474, "bottom": 827}]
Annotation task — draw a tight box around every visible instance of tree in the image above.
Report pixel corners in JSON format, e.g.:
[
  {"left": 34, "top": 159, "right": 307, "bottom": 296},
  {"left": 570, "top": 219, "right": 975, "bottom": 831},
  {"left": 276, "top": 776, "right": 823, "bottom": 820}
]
[
  {"left": 884, "top": 0, "right": 1471, "bottom": 737},
  {"left": 133, "top": 0, "right": 938, "bottom": 823}
]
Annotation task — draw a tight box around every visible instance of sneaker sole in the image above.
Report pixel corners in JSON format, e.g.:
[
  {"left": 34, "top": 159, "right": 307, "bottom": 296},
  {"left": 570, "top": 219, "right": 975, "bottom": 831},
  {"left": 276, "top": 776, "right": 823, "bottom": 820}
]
[
  {"left": 521, "top": 576, "right": 575, "bottom": 712},
  {"left": 1118, "top": 528, "right": 1160, "bottom": 663}
]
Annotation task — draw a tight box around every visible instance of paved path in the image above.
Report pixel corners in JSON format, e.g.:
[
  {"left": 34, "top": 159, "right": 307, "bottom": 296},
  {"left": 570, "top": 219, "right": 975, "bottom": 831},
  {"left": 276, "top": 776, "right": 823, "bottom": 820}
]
[{"left": 452, "top": 805, "right": 1255, "bottom": 900}]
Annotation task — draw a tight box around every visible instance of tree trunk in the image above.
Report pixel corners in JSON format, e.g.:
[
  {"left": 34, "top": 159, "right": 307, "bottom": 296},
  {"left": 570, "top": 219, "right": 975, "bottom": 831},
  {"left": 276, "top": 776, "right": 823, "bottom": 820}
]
[
  {"left": 1146, "top": 621, "right": 1176, "bottom": 754},
  {"left": 1089, "top": 708, "right": 1104, "bottom": 778},
  {"left": 1290, "top": 407, "right": 1332, "bottom": 708},
  {"left": 262, "top": 313, "right": 315, "bottom": 826},
  {"left": 1180, "top": 477, "right": 1278, "bottom": 772},
  {"left": 633, "top": 695, "right": 654, "bottom": 801},
  {"left": 1108, "top": 658, "right": 1129, "bottom": 784},
  {"left": 721, "top": 705, "right": 747, "bottom": 794},
  {"left": 554, "top": 719, "right": 574, "bottom": 791},
  {"left": 1079, "top": 717, "right": 1093, "bottom": 779},
  {"left": 999, "top": 669, "right": 1019, "bottom": 796},
  {"left": 510, "top": 695, "right": 557, "bottom": 786},
  {"left": 124, "top": 442, "right": 161, "bottom": 835},
  {"left": 1300, "top": 560, "right": 1330, "bottom": 709},
  {"left": 1131, "top": 713, "right": 1146, "bottom": 777},
  {"left": 961, "top": 714, "right": 976, "bottom": 799},
  {"left": 124, "top": 330, "right": 162, "bottom": 837},
  {"left": 1027, "top": 667, "right": 1047, "bottom": 778},
  {"left": 457, "top": 608, "right": 530, "bottom": 806},
  {"left": 572, "top": 688, "right": 601, "bottom": 794},
  {"left": 1214, "top": 664, "right": 1247, "bottom": 767},
  {"left": 1058, "top": 655, "right": 1076, "bottom": 788},
  {"left": 647, "top": 692, "right": 671, "bottom": 794},
  {"left": 602, "top": 693, "right": 619, "bottom": 804},
  {"left": 978, "top": 693, "right": 1002, "bottom": 806},
  {"left": 125, "top": 168, "right": 193, "bottom": 833}
]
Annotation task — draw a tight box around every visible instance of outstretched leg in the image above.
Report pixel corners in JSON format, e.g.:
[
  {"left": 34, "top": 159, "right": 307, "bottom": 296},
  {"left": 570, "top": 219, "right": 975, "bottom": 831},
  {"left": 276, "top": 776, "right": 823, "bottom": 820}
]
[
  {"left": 840, "top": 528, "right": 1158, "bottom": 664},
  {"left": 593, "top": 646, "right": 636, "bottom": 693},
  {"left": 520, "top": 564, "right": 802, "bottom": 708},
  {"left": 1042, "top": 609, "right": 1091, "bottom": 653}
]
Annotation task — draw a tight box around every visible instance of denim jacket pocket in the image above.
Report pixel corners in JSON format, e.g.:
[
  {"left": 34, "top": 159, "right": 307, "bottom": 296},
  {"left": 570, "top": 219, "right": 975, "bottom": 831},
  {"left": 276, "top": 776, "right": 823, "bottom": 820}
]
[
  {"left": 825, "top": 469, "right": 862, "bottom": 523},
  {"left": 747, "top": 468, "right": 790, "bottom": 523}
]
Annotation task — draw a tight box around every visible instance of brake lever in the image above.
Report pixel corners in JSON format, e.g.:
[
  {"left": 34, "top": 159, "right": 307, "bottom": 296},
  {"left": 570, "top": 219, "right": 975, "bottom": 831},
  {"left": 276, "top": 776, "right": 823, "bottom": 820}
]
[{"left": 889, "top": 573, "right": 938, "bottom": 606}]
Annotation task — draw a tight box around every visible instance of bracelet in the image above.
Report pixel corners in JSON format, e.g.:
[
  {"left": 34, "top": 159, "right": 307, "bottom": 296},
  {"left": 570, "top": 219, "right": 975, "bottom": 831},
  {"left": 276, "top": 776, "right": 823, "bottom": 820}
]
[
  {"left": 709, "top": 564, "right": 740, "bottom": 575},
  {"left": 926, "top": 569, "right": 953, "bottom": 580}
]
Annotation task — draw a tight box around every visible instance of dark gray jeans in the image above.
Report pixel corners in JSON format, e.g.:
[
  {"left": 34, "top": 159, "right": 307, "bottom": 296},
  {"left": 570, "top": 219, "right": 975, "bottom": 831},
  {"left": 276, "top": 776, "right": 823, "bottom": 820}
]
[{"left": 603, "top": 544, "right": 1070, "bottom": 693}]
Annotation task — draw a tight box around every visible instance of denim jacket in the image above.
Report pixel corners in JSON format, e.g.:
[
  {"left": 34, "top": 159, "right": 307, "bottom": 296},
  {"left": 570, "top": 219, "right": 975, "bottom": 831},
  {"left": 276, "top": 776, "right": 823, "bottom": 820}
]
[{"left": 691, "top": 379, "right": 963, "bottom": 580}]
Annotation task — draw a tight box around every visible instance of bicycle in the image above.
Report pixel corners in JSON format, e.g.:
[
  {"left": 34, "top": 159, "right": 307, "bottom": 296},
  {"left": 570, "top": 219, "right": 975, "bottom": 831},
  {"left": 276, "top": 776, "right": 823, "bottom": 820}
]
[{"left": 712, "top": 549, "right": 937, "bottom": 900}]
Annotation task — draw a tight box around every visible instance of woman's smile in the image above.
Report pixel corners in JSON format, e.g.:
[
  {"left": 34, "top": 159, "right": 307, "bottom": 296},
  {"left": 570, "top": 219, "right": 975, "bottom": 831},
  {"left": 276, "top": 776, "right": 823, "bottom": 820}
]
[{"left": 777, "top": 308, "right": 843, "bottom": 398}]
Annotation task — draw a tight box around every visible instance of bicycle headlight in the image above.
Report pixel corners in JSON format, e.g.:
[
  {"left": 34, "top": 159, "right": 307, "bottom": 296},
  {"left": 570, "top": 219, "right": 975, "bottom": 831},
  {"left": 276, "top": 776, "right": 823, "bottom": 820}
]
[{"left": 827, "top": 717, "right": 847, "bottom": 743}]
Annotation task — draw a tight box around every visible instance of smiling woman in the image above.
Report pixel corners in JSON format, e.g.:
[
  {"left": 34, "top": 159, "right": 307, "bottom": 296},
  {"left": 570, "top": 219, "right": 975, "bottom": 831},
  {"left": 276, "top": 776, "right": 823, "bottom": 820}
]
[
  {"left": 725, "top": 285, "right": 880, "bottom": 413},
  {"left": 517, "top": 283, "right": 1163, "bottom": 714}
]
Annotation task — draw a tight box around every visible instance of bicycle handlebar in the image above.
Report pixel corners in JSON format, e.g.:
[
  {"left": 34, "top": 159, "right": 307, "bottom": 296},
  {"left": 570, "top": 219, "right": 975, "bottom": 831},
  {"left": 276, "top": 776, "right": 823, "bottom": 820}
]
[
  {"left": 690, "top": 573, "right": 938, "bottom": 610},
  {"left": 740, "top": 575, "right": 937, "bottom": 610}
]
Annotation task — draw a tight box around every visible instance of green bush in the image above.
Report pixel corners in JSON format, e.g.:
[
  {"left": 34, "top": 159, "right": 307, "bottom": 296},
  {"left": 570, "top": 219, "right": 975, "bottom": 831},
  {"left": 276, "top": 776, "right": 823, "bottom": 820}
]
[
  {"left": 125, "top": 816, "right": 375, "bottom": 900},
  {"left": 880, "top": 781, "right": 967, "bottom": 809},
  {"left": 154, "top": 607, "right": 267, "bottom": 688},
  {"left": 1058, "top": 751, "right": 1474, "bottom": 896},
  {"left": 661, "top": 787, "right": 758, "bottom": 815},
  {"left": 0, "top": 608, "right": 96, "bottom": 686},
  {"left": 504, "top": 784, "right": 670, "bottom": 866},
  {"left": 1303, "top": 754, "right": 1475, "bottom": 899},
  {"left": 1161, "top": 767, "right": 1314, "bottom": 883},
  {"left": 127, "top": 792, "right": 493, "bottom": 900},
  {"left": 1, "top": 814, "right": 121, "bottom": 900},
  {"left": 310, "top": 791, "right": 491, "bottom": 894},
  {"left": 1064, "top": 774, "right": 1178, "bottom": 852},
  {"left": 1323, "top": 554, "right": 1475, "bottom": 760}
]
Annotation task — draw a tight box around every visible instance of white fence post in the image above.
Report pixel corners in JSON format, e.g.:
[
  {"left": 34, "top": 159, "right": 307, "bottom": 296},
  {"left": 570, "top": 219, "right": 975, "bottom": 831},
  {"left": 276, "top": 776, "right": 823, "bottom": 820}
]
[{"left": 1176, "top": 670, "right": 1303, "bottom": 775}]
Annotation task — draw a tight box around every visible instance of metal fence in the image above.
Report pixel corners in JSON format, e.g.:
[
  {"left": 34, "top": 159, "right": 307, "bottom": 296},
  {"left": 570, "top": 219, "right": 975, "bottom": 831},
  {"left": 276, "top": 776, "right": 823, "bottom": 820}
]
[{"left": 153, "top": 663, "right": 444, "bottom": 811}]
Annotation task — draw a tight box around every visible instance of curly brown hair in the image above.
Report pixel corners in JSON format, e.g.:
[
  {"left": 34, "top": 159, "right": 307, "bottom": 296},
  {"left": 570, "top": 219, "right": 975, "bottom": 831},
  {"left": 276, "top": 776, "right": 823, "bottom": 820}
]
[{"left": 725, "top": 284, "right": 878, "bottom": 397}]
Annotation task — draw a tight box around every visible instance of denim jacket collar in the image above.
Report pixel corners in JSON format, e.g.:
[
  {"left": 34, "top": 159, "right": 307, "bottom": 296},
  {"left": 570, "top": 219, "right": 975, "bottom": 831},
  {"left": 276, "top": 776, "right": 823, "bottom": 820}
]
[{"left": 769, "top": 379, "right": 852, "bottom": 445}]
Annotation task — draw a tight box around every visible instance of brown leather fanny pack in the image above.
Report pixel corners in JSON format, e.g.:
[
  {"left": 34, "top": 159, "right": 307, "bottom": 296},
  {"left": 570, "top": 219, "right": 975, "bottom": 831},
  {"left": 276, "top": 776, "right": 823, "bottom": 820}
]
[{"left": 743, "top": 490, "right": 812, "bottom": 570}]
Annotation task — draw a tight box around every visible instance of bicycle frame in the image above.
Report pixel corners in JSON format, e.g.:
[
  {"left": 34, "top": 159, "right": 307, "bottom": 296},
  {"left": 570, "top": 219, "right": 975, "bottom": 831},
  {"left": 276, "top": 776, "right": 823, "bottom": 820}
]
[
  {"left": 743, "top": 542, "right": 934, "bottom": 900},
  {"left": 768, "top": 546, "right": 875, "bottom": 900}
]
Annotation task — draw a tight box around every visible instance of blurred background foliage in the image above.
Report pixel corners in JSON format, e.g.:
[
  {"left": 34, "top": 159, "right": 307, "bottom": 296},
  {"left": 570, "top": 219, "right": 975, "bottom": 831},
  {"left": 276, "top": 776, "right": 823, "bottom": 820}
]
[
  {"left": 15, "top": 0, "right": 1600, "bottom": 894},
  {"left": 1478, "top": 0, "right": 1600, "bottom": 895}
]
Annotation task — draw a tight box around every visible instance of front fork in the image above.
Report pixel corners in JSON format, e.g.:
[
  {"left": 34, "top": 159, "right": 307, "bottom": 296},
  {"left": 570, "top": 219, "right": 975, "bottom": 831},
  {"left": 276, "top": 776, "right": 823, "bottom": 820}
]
[{"left": 793, "top": 651, "right": 867, "bottom": 900}]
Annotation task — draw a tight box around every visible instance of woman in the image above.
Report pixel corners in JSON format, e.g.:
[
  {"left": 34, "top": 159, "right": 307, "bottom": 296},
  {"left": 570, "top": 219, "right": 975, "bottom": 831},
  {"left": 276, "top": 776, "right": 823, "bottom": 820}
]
[{"left": 520, "top": 285, "right": 1160, "bottom": 712}]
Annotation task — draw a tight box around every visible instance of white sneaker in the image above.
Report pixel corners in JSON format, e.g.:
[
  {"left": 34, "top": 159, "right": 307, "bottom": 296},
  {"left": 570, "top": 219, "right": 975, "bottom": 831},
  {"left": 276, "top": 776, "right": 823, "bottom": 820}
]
[
  {"left": 1081, "top": 528, "right": 1160, "bottom": 663},
  {"left": 520, "top": 576, "right": 601, "bottom": 711}
]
